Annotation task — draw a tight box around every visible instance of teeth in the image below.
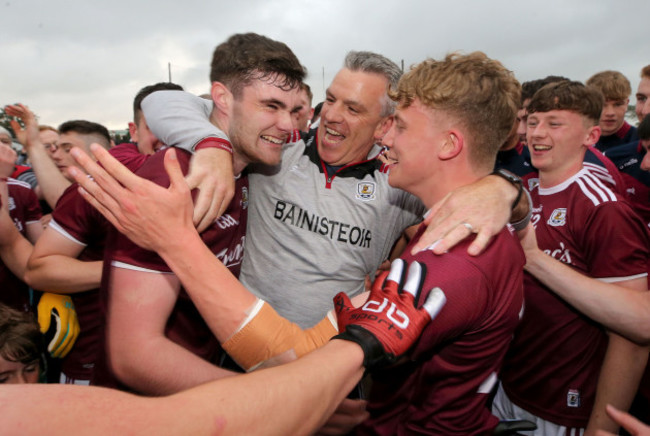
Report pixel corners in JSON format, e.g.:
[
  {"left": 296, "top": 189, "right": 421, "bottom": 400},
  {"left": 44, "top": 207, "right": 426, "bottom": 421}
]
[
  {"left": 533, "top": 144, "right": 551, "bottom": 151},
  {"left": 325, "top": 127, "right": 343, "bottom": 137},
  {"left": 261, "top": 135, "right": 284, "bottom": 144}
]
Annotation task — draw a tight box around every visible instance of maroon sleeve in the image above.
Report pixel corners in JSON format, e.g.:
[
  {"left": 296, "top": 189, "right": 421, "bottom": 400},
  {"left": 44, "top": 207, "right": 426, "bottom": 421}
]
[{"left": 110, "top": 149, "right": 192, "bottom": 272}]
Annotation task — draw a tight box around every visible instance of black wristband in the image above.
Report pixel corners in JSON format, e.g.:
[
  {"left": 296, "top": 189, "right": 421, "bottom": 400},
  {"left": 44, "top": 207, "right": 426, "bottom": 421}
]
[
  {"left": 333, "top": 325, "right": 396, "bottom": 371},
  {"left": 491, "top": 169, "right": 523, "bottom": 210}
]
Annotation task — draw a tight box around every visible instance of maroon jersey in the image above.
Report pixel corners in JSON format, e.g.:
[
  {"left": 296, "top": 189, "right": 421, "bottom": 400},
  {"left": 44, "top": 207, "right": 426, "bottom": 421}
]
[
  {"left": 106, "top": 149, "right": 248, "bottom": 378},
  {"left": 0, "top": 179, "right": 42, "bottom": 312},
  {"left": 358, "top": 225, "right": 525, "bottom": 435},
  {"left": 47, "top": 142, "right": 149, "bottom": 380},
  {"left": 501, "top": 168, "right": 649, "bottom": 428}
]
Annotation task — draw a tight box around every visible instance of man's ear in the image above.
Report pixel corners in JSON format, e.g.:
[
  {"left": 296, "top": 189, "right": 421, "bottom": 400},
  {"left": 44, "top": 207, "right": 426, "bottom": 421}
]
[
  {"left": 438, "top": 131, "right": 463, "bottom": 160},
  {"left": 128, "top": 122, "right": 138, "bottom": 143},
  {"left": 374, "top": 116, "right": 394, "bottom": 141},
  {"left": 584, "top": 124, "right": 601, "bottom": 147},
  {"left": 211, "top": 82, "right": 233, "bottom": 112}
]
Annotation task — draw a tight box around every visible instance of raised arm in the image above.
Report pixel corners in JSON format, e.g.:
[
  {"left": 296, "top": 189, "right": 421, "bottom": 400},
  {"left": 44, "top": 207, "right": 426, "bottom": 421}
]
[
  {"left": 411, "top": 170, "right": 530, "bottom": 256},
  {"left": 143, "top": 91, "right": 235, "bottom": 230},
  {"left": 5, "top": 104, "right": 71, "bottom": 208}
]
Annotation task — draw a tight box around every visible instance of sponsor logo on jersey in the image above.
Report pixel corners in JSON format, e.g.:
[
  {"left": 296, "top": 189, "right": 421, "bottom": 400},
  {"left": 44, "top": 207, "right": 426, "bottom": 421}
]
[
  {"left": 567, "top": 389, "right": 580, "bottom": 408},
  {"left": 215, "top": 235, "right": 245, "bottom": 269},
  {"left": 544, "top": 241, "right": 572, "bottom": 264},
  {"left": 356, "top": 182, "right": 376, "bottom": 202},
  {"left": 215, "top": 214, "right": 239, "bottom": 230},
  {"left": 619, "top": 157, "right": 638, "bottom": 170},
  {"left": 274, "top": 200, "right": 372, "bottom": 248},
  {"left": 548, "top": 208, "right": 567, "bottom": 227}
]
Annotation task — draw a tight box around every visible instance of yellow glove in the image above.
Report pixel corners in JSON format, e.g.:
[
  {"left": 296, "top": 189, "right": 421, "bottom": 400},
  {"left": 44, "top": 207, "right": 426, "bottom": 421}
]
[{"left": 37, "top": 293, "right": 80, "bottom": 358}]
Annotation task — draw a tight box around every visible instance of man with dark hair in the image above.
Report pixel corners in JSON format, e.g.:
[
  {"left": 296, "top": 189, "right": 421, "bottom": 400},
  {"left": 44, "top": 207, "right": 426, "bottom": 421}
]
[
  {"left": 292, "top": 83, "right": 314, "bottom": 132},
  {"left": 493, "top": 81, "right": 649, "bottom": 434},
  {"left": 587, "top": 70, "right": 637, "bottom": 151},
  {"left": 96, "top": 32, "right": 306, "bottom": 395},
  {"left": 23, "top": 82, "right": 185, "bottom": 385},
  {"left": 5, "top": 104, "right": 111, "bottom": 208}
]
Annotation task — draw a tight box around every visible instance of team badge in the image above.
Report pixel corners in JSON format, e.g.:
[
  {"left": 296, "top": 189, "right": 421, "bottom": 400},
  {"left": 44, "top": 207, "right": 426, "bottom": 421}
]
[
  {"left": 567, "top": 389, "right": 580, "bottom": 408},
  {"left": 241, "top": 187, "right": 249, "bottom": 210},
  {"left": 356, "top": 182, "right": 376, "bottom": 202},
  {"left": 548, "top": 208, "right": 567, "bottom": 227}
]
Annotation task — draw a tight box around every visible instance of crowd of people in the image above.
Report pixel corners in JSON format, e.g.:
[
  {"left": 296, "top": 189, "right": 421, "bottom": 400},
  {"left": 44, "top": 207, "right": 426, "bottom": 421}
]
[{"left": 1, "top": 31, "right": 650, "bottom": 435}]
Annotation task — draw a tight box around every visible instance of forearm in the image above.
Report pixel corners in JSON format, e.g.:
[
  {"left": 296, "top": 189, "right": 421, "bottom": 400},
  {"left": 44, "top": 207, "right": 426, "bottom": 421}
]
[
  {"left": 157, "top": 229, "right": 258, "bottom": 343},
  {"left": 0, "top": 228, "right": 33, "bottom": 280},
  {"left": 587, "top": 333, "right": 649, "bottom": 434},
  {"left": 110, "top": 334, "right": 236, "bottom": 396},
  {"left": 0, "top": 340, "right": 365, "bottom": 436},
  {"left": 25, "top": 256, "right": 102, "bottom": 293},
  {"left": 171, "top": 339, "right": 365, "bottom": 436},
  {"left": 525, "top": 249, "right": 650, "bottom": 344},
  {"left": 26, "top": 143, "right": 71, "bottom": 208},
  {"left": 223, "top": 302, "right": 337, "bottom": 371}
]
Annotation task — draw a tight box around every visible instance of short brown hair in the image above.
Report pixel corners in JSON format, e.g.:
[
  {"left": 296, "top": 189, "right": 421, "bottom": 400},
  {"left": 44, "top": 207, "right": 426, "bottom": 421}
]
[
  {"left": 391, "top": 52, "right": 520, "bottom": 169},
  {"left": 0, "top": 304, "right": 43, "bottom": 366},
  {"left": 209, "top": 33, "right": 305, "bottom": 98},
  {"left": 586, "top": 70, "right": 631, "bottom": 101},
  {"left": 528, "top": 80, "right": 603, "bottom": 126},
  {"left": 641, "top": 65, "right": 650, "bottom": 79}
]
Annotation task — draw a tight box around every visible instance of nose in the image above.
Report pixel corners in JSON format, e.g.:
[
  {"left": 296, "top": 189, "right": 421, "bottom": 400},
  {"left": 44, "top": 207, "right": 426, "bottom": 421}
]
[
  {"left": 277, "top": 110, "right": 294, "bottom": 133},
  {"left": 383, "top": 123, "right": 396, "bottom": 148},
  {"left": 642, "top": 101, "right": 650, "bottom": 119},
  {"left": 322, "top": 101, "right": 343, "bottom": 124}
]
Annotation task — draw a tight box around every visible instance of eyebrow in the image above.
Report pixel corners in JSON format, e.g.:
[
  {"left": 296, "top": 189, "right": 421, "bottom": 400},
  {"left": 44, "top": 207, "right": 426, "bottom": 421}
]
[{"left": 261, "top": 98, "right": 288, "bottom": 109}]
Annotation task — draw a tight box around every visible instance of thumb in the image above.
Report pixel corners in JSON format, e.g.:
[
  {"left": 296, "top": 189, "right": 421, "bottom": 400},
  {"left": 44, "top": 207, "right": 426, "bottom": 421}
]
[{"left": 164, "top": 148, "right": 188, "bottom": 191}]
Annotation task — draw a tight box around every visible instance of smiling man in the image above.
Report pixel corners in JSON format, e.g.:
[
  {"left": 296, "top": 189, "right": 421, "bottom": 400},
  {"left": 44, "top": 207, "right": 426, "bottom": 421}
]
[
  {"left": 94, "top": 33, "right": 306, "bottom": 395},
  {"left": 587, "top": 70, "right": 638, "bottom": 152},
  {"left": 494, "top": 80, "right": 649, "bottom": 435}
]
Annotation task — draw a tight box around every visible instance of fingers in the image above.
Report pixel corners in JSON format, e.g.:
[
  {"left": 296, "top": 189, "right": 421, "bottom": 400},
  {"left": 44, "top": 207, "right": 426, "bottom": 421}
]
[
  {"left": 401, "top": 261, "right": 425, "bottom": 304},
  {"left": 87, "top": 144, "right": 142, "bottom": 191},
  {"left": 422, "top": 288, "right": 446, "bottom": 320},
  {"left": 385, "top": 258, "right": 405, "bottom": 285},
  {"left": 467, "top": 229, "right": 493, "bottom": 257},
  {"left": 164, "top": 148, "right": 189, "bottom": 194},
  {"left": 430, "top": 222, "right": 475, "bottom": 255},
  {"left": 605, "top": 404, "right": 646, "bottom": 435}
]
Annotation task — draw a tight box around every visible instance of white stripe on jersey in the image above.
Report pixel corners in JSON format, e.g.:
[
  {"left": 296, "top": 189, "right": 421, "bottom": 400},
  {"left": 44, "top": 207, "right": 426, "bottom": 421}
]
[
  {"left": 48, "top": 219, "right": 88, "bottom": 247},
  {"left": 576, "top": 171, "right": 617, "bottom": 207},
  {"left": 583, "top": 162, "right": 615, "bottom": 187},
  {"left": 6, "top": 177, "right": 33, "bottom": 189},
  {"left": 111, "top": 260, "right": 173, "bottom": 274}
]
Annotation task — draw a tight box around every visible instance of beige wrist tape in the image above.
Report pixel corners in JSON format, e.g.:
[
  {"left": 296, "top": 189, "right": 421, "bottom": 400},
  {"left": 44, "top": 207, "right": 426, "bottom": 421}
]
[{"left": 222, "top": 301, "right": 338, "bottom": 371}]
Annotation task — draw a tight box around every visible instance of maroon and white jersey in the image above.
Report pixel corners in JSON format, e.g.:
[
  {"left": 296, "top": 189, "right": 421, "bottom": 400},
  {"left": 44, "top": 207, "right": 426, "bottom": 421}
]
[
  {"left": 358, "top": 225, "right": 525, "bottom": 435},
  {"left": 501, "top": 167, "right": 649, "bottom": 428},
  {"left": 109, "top": 149, "right": 248, "bottom": 365},
  {"left": 0, "top": 178, "right": 42, "bottom": 312},
  {"left": 49, "top": 183, "right": 111, "bottom": 380},
  {"left": 47, "top": 142, "right": 149, "bottom": 380}
]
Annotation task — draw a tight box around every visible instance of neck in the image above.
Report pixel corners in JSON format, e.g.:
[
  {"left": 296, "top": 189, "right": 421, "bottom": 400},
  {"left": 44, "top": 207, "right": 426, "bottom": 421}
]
[
  {"left": 539, "top": 161, "right": 584, "bottom": 188},
  {"left": 416, "top": 165, "right": 485, "bottom": 210}
]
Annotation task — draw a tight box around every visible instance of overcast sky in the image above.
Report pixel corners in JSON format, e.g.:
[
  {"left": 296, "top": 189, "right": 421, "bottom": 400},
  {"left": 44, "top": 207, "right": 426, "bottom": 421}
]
[{"left": 1, "top": 0, "right": 648, "bottom": 131}]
